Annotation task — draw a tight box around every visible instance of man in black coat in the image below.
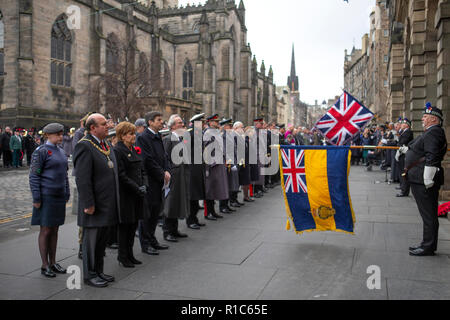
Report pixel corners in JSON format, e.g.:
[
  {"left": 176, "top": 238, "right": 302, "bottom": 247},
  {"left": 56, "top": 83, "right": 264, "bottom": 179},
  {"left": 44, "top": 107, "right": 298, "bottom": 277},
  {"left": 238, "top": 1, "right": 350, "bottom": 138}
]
[
  {"left": 136, "top": 111, "right": 171, "bottom": 255},
  {"left": 0, "top": 127, "right": 12, "bottom": 168},
  {"left": 73, "top": 113, "right": 120, "bottom": 287},
  {"left": 403, "top": 105, "right": 447, "bottom": 256},
  {"left": 186, "top": 113, "right": 207, "bottom": 229},
  {"left": 395, "top": 118, "right": 414, "bottom": 197}
]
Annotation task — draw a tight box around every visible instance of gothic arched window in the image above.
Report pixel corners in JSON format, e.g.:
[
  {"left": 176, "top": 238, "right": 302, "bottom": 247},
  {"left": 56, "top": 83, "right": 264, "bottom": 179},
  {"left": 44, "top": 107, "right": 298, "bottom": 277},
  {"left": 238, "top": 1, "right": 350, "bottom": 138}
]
[
  {"left": 51, "top": 14, "right": 72, "bottom": 87},
  {"left": 0, "top": 11, "right": 4, "bottom": 76},
  {"left": 182, "top": 60, "right": 193, "bottom": 100}
]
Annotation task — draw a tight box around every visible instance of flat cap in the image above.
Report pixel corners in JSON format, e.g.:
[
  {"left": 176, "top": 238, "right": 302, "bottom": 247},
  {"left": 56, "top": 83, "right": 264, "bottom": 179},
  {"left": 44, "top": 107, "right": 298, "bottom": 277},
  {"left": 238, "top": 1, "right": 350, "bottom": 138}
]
[
  {"left": 190, "top": 113, "right": 206, "bottom": 122},
  {"left": 135, "top": 118, "right": 146, "bottom": 127},
  {"left": 207, "top": 114, "right": 219, "bottom": 122},
  {"left": 220, "top": 118, "right": 233, "bottom": 126},
  {"left": 43, "top": 123, "right": 64, "bottom": 134}
]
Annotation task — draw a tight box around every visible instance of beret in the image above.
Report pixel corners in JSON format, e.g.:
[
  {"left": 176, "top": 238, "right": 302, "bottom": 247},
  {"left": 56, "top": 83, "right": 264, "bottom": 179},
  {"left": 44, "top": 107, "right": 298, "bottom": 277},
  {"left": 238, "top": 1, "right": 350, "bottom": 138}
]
[{"left": 43, "top": 123, "right": 64, "bottom": 134}]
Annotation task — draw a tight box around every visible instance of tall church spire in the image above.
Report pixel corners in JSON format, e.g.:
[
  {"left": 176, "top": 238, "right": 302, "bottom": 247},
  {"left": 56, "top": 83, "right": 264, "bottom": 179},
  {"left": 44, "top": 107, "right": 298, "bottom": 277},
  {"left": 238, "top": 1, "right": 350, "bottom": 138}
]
[{"left": 287, "top": 44, "right": 299, "bottom": 92}]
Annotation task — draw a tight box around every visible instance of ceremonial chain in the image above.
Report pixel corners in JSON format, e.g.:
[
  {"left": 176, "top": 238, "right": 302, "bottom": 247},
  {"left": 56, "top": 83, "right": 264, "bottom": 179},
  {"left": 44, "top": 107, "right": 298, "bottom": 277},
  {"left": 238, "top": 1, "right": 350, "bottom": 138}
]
[{"left": 79, "top": 138, "right": 115, "bottom": 169}]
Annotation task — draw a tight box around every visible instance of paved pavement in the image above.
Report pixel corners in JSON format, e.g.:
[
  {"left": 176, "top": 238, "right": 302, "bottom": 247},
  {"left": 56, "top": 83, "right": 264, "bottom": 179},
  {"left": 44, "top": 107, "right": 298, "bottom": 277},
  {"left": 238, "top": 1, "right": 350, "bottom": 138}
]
[{"left": 0, "top": 165, "right": 450, "bottom": 300}]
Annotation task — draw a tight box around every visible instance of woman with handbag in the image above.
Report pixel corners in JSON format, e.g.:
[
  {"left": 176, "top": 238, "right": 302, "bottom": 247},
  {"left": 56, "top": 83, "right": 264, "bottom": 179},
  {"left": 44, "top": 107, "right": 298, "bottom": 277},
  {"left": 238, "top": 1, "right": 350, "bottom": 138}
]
[{"left": 29, "top": 123, "right": 70, "bottom": 277}]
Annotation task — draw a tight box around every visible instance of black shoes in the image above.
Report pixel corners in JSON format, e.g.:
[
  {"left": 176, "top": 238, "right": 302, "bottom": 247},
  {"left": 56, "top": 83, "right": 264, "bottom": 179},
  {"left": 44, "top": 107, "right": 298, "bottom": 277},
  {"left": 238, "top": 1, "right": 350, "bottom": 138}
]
[
  {"left": 142, "top": 247, "right": 159, "bottom": 255},
  {"left": 98, "top": 273, "right": 115, "bottom": 282},
  {"left": 152, "top": 243, "right": 169, "bottom": 250},
  {"left": 235, "top": 200, "right": 245, "bottom": 206},
  {"left": 212, "top": 213, "right": 223, "bottom": 219},
  {"left": 197, "top": 222, "right": 206, "bottom": 226},
  {"left": 51, "top": 263, "right": 67, "bottom": 274},
  {"left": 409, "top": 248, "right": 435, "bottom": 256},
  {"left": 128, "top": 256, "right": 142, "bottom": 265},
  {"left": 227, "top": 206, "right": 236, "bottom": 212},
  {"left": 84, "top": 276, "right": 108, "bottom": 288},
  {"left": 118, "top": 258, "right": 135, "bottom": 268},
  {"left": 41, "top": 266, "right": 56, "bottom": 278},
  {"left": 205, "top": 214, "right": 217, "bottom": 221},
  {"left": 396, "top": 193, "right": 408, "bottom": 197},
  {"left": 230, "top": 202, "right": 241, "bottom": 208},
  {"left": 220, "top": 208, "right": 233, "bottom": 214},
  {"left": 164, "top": 234, "right": 178, "bottom": 242},
  {"left": 244, "top": 198, "right": 254, "bottom": 202},
  {"left": 409, "top": 245, "right": 422, "bottom": 251},
  {"left": 188, "top": 223, "right": 201, "bottom": 230},
  {"left": 174, "top": 232, "right": 188, "bottom": 238}
]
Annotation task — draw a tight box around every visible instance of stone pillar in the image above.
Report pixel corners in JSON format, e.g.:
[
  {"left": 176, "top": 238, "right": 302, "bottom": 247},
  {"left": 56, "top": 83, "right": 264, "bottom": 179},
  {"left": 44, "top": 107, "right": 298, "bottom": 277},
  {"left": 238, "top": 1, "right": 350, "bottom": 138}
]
[
  {"left": 389, "top": 22, "right": 405, "bottom": 120},
  {"left": 17, "top": 0, "right": 33, "bottom": 113},
  {"left": 435, "top": 0, "right": 450, "bottom": 203},
  {"left": 409, "top": 0, "right": 427, "bottom": 133}
]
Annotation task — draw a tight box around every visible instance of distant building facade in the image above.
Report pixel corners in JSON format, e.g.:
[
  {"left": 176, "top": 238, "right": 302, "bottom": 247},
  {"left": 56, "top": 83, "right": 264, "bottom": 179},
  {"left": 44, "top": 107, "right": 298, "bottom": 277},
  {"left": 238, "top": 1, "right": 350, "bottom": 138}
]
[{"left": 0, "top": 0, "right": 277, "bottom": 128}]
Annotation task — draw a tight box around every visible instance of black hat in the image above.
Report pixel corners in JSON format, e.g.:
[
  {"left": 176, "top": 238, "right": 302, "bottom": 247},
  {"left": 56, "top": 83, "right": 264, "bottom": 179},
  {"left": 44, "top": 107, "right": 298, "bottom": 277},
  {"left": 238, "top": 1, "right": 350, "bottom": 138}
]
[
  {"left": 402, "top": 117, "right": 411, "bottom": 126},
  {"left": 219, "top": 118, "right": 233, "bottom": 126},
  {"left": 424, "top": 103, "right": 443, "bottom": 121},
  {"left": 190, "top": 113, "right": 206, "bottom": 122},
  {"left": 278, "top": 124, "right": 285, "bottom": 129},
  {"left": 207, "top": 114, "right": 219, "bottom": 122},
  {"left": 43, "top": 123, "right": 64, "bottom": 134}
]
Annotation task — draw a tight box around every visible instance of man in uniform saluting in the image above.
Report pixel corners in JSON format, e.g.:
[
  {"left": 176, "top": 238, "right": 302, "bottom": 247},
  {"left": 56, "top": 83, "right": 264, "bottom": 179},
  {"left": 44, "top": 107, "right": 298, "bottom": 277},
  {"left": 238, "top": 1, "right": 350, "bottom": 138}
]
[{"left": 400, "top": 104, "right": 447, "bottom": 256}]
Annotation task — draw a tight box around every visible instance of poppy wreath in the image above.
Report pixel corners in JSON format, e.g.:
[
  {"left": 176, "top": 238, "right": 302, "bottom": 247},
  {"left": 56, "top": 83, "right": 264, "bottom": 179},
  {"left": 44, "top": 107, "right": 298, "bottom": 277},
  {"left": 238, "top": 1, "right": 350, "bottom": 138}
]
[
  {"left": 47, "top": 150, "right": 53, "bottom": 156},
  {"left": 134, "top": 146, "right": 142, "bottom": 155}
]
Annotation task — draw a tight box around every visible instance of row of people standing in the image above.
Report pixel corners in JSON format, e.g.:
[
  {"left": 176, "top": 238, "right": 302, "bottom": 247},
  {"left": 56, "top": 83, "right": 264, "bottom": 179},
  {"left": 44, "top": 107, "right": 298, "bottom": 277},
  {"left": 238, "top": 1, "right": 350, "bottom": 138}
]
[{"left": 0, "top": 127, "right": 39, "bottom": 168}]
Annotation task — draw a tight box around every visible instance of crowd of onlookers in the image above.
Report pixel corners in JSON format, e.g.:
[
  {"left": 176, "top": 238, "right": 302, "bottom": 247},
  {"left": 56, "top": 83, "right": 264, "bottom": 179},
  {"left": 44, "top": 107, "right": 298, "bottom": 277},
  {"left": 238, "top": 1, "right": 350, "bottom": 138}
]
[{"left": 0, "top": 126, "right": 76, "bottom": 169}]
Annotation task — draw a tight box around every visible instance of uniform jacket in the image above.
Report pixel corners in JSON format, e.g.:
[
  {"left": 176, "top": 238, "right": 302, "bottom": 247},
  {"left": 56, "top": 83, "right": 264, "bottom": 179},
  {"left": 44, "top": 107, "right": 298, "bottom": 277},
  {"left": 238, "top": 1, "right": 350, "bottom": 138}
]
[
  {"left": 398, "top": 128, "right": 414, "bottom": 147},
  {"left": 162, "top": 133, "right": 190, "bottom": 219},
  {"left": 73, "top": 134, "right": 120, "bottom": 228},
  {"left": 136, "top": 128, "right": 170, "bottom": 211},
  {"left": 0, "top": 132, "right": 11, "bottom": 151},
  {"left": 113, "top": 141, "right": 147, "bottom": 224},
  {"left": 29, "top": 142, "right": 70, "bottom": 203},
  {"left": 204, "top": 127, "right": 229, "bottom": 200},
  {"left": 23, "top": 134, "right": 37, "bottom": 155},
  {"left": 9, "top": 135, "right": 22, "bottom": 151},
  {"left": 405, "top": 125, "right": 447, "bottom": 185},
  {"left": 188, "top": 126, "right": 206, "bottom": 200}
]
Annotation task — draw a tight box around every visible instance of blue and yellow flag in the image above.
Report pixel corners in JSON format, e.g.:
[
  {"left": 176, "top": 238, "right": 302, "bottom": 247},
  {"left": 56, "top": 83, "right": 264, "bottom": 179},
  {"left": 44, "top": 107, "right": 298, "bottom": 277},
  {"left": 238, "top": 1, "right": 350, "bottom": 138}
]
[{"left": 279, "top": 145, "right": 355, "bottom": 234}]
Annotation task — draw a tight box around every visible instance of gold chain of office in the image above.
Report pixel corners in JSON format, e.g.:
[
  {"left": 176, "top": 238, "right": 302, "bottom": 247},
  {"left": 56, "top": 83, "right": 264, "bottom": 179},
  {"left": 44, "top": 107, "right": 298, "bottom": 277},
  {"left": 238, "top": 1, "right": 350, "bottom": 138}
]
[{"left": 79, "top": 138, "right": 114, "bottom": 169}]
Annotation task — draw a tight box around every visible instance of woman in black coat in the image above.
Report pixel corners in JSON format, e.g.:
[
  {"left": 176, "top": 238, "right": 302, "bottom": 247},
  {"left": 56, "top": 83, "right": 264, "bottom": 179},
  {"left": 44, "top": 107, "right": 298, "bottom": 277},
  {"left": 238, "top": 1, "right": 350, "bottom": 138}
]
[{"left": 113, "top": 122, "right": 148, "bottom": 268}]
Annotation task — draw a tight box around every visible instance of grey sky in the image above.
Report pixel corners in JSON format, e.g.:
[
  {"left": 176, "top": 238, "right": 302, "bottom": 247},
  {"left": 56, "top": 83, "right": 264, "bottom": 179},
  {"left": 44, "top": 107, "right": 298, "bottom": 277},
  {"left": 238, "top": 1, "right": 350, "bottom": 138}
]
[{"left": 178, "top": 0, "right": 374, "bottom": 105}]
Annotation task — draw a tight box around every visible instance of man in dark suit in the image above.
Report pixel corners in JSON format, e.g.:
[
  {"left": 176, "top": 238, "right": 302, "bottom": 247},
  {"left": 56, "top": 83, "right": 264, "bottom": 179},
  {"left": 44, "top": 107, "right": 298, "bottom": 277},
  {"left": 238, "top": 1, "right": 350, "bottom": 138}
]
[
  {"left": 136, "top": 111, "right": 171, "bottom": 255},
  {"left": 73, "top": 113, "right": 120, "bottom": 288},
  {"left": 403, "top": 104, "right": 447, "bottom": 256},
  {"left": 395, "top": 118, "right": 414, "bottom": 197}
]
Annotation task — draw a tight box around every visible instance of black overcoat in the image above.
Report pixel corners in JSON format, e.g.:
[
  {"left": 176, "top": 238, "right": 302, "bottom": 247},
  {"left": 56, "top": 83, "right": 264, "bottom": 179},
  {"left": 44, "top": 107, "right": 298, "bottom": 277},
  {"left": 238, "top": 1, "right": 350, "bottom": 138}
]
[
  {"left": 188, "top": 126, "right": 206, "bottom": 200},
  {"left": 136, "top": 129, "right": 170, "bottom": 213},
  {"left": 73, "top": 134, "right": 120, "bottom": 228},
  {"left": 405, "top": 125, "right": 447, "bottom": 185},
  {"left": 113, "top": 141, "right": 147, "bottom": 224}
]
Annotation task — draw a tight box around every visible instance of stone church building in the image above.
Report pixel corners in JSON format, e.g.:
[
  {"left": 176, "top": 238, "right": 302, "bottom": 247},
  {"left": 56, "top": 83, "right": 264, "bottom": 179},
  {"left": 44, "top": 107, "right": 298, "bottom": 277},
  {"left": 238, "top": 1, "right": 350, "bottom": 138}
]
[{"left": 0, "top": 0, "right": 278, "bottom": 128}]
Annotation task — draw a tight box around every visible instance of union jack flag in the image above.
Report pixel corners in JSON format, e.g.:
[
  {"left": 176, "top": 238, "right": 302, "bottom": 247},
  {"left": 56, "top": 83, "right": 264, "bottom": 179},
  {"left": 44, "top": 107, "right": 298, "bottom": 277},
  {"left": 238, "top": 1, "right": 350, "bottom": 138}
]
[
  {"left": 314, "top": 91, "right": 374, "bottom": 145},
  {"left": 281, "top": 148, "right": 307, "bottom": 194}
]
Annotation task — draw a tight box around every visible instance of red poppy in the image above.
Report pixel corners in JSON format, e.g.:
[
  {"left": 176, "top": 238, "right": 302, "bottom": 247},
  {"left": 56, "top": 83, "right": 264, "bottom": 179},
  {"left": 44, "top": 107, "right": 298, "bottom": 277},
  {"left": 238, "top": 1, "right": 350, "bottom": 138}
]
[
  {"left": 47, "top": 150, "right": 53, "bottom": 156},
  {"left": 134, "top": 146, "right": 142, "bottom": 155}
]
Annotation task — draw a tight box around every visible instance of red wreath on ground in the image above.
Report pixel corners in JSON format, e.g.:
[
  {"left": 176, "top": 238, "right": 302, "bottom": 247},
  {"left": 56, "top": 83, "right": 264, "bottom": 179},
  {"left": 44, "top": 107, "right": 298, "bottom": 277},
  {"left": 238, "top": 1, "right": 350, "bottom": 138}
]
[
  {"left": 134, "top": 146, "right": 142, "bottom": 155},
  {"left": 438, "top": 201, "right": 450, "bottom": 217}
]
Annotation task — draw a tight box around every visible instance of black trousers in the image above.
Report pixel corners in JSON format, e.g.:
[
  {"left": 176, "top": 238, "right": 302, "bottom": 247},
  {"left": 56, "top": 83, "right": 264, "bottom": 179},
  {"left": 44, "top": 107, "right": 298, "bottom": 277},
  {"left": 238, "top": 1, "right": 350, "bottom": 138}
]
[
  {"left": 230, "top": 191, "right": 238, "bottom": 202},
  {"left": 205, "top": 200, "right": 216, "bottom": 215},
  {"left": 163, "top": 217, "right": 178, "bottom": 236},
  {"left": 219, "top": 199, "right": 229, "bottom": 210},
  {"left": 106, "top": 225, "right": 118, "bottom": 246},
  {"left": 82, "top": 226, "right": 109, "bottom": 280},
  {"left": 411, "top": 183, "right": 440, "bottom": 251},
  {"left": 118, "top": 222, "right": 138, "bottom": 261},
  {"left": 187, "top": 200, "right": 201, "bottom": 225},
  {"left": 2, "top": 150, "right": 11, "bottom": 167},
  {"left": 254, "top": 184, "right": 264, "bottom": 193},
  {"left": 399, "top": 155, "right": 410, "bottom": 195},
  {"left": 138, "top": 204, "right": 160, "bottom": 250}
]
